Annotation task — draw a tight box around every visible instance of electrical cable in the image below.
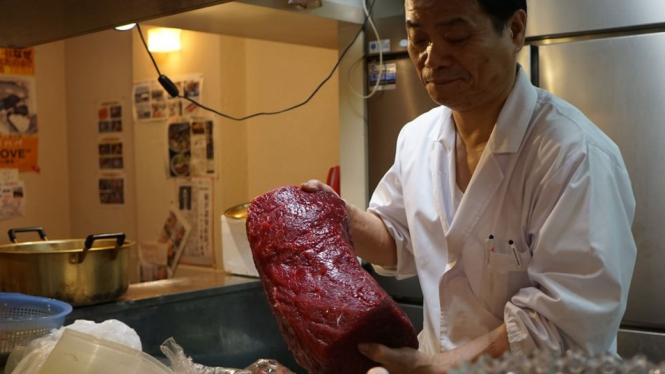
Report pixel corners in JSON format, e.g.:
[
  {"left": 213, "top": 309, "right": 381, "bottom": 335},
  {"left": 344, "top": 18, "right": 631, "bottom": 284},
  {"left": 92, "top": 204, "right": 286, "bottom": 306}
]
[
  {"left": 347, "top": 0, "right": 383, "bottom": 99},
  {"left": 136, "top": 24, "right": 161, "bottom": 76},
  {"left": 136, "top": 0, "right": 376, "bottom": 122}
]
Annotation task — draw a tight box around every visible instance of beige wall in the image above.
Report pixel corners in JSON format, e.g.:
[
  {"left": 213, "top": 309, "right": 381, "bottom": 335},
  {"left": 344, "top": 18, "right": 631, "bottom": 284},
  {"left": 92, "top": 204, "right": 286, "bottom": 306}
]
[
  {"left": 246, "top": 40, "right": 340, "bottom": 198},
  {"left": 217, "top": 36, "right": 249, "bottom": 216},
  {"left": 132, "top": 27, "right": 340, "bottom": 275},
  {"left": 64, "top": 30, "right": 139, "bottom": 280},
  {"left": 0, "top": 41, "right": 71, "bottom": 244},
  {"left": 338, "top": 26, "right": 368, "bottom": 209},
  {"left": 0, "top": 25, "right": 344, "bottom": 277},
  {"left": 132, "top": 27, "right": 226, "bottom": 275}
]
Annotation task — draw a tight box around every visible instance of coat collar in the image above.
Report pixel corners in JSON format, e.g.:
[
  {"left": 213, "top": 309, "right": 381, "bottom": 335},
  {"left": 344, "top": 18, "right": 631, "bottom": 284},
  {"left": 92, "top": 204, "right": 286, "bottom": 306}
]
[{"left": 488, "top": 66, "right": 538, "bottom": 154}]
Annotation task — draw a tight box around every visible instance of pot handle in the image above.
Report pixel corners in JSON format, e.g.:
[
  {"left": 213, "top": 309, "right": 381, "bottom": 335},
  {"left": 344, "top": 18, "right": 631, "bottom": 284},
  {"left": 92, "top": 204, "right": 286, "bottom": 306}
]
[
  {"left": 74, "top": 233, "right": 126, "bottom": 264},
  {"left": 8, "top": 227, "right": 48, "bottom": 243}
]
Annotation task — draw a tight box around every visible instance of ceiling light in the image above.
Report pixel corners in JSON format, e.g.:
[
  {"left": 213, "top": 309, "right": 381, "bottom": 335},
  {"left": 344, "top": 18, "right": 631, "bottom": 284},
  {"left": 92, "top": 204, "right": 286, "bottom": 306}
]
[
  {"left": 114, "top": 23, "right": 137, "bottom": 31},
  {"left": 147, "top": 28, "right": 182, "bottom": 53}
]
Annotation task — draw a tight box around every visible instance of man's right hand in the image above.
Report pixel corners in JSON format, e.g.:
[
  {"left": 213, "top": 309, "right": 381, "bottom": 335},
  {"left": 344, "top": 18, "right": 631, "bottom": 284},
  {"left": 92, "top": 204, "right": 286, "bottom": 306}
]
[
  {"left": 300, "top": 179, "right": 398, "bottom": 268},
  {"left": 300, "top": 179, "right": 339, "bottom": 196}
]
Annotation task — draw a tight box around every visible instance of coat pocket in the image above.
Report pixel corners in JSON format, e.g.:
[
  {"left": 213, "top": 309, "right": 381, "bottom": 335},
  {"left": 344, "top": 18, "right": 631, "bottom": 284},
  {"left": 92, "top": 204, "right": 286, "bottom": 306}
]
[{"left": 482, "top": 243, "right": 533, "bottom": 318}]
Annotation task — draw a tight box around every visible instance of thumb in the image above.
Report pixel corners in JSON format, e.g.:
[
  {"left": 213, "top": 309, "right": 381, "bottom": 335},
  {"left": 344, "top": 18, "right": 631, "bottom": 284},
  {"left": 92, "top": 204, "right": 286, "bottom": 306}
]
[
  {"left": 359, "top": 343, "right": 391, "bottom": 363},
  {"left": 367, "top": 367, "right": 390, "bottom": 374}
]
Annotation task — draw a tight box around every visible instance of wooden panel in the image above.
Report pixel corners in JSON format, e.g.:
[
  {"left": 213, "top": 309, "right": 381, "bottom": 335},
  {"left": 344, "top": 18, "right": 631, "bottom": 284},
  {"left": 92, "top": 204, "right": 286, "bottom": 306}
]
[{"left": 0, "top": 0, "right": 232, "bottom": 48}]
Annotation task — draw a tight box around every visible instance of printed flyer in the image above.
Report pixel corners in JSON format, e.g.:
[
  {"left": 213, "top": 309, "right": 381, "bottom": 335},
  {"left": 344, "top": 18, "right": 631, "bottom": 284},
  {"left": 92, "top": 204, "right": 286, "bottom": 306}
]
[
  {"left": 98, "top": 174, "right": 125, "bottom": 205},
  {"left": 0, "top": 47, "right": 39, "bottom": 172},
  {"left": 175, "top": 177, "right": 214, "bottom": 266},
  {"left": 133, "top": 74, "right": 202, "bottom": 122},
  {"left": 139, "top": 242, "right": 170, "bottom": 282},
  {"left": 0, "top": 169, "right": 24, "bottom": 220},
  {"left": 166, "top": 118, "right": 215, "bottom": 178},
  {"left": 157, "top": 207, "right": 192, "bottom": 276}
]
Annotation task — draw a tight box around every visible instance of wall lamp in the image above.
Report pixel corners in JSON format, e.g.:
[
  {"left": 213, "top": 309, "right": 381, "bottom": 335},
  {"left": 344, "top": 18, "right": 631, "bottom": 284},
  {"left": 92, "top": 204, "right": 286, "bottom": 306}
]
[{"left": 147, "top": 27, "right": 182, "bottom": 53}]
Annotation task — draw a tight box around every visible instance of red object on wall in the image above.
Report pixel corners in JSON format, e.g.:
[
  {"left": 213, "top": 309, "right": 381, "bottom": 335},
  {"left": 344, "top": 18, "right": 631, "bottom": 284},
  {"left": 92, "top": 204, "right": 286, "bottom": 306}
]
[{"left": 326, "top": 165, "right": 341, "bottom": 196}]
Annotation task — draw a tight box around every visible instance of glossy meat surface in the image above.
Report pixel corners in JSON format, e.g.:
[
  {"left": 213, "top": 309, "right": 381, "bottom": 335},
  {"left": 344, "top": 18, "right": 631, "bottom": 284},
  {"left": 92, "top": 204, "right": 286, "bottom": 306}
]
[{"left": 246, "top": 186, "right": 418, "bottom": 374}]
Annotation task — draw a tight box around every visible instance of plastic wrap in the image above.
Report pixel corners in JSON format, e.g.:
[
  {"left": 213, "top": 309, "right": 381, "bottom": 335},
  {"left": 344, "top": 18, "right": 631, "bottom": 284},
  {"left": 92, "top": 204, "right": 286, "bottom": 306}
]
[
  {"left": 160, "top": 338, "right": 293, "bottom": 374},
  {"left": 5, "top": 319, "right": 141, "bottom": 374}
]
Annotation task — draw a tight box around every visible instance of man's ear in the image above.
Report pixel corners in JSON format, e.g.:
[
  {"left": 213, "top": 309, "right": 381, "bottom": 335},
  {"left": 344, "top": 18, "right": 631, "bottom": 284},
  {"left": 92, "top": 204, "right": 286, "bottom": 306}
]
[{"left": 509, "top": 10, "right": 527, "bottom": 53}]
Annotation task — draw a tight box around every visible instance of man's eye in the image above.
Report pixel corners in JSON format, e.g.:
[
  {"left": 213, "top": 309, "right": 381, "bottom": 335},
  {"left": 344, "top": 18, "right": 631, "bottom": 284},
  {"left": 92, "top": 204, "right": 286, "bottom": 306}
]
[
  {"left": 446, "top": 34, "right": 469, "bottom": 43},
  {"left": 410, "top": 38, "right": 428, "bottom": 47}
]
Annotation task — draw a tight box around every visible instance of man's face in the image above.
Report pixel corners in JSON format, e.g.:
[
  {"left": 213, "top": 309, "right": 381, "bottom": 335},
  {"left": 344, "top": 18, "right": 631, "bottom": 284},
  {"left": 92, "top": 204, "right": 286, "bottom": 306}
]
[{"left": 405, "top": 0, "right": 523, "bottom": 111}]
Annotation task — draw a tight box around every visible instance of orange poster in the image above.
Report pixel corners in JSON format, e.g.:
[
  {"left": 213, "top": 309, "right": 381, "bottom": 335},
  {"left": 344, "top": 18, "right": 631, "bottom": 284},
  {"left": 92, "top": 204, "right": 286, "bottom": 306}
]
[
  {"left": 0, "top": 48, "right": 35, "bottom": 76},
  {"left": 0, "top": 48, "right": 39, "bottom": 172},
  {"left": 0, "top": 135, "right": 39, "bottom": 172}
]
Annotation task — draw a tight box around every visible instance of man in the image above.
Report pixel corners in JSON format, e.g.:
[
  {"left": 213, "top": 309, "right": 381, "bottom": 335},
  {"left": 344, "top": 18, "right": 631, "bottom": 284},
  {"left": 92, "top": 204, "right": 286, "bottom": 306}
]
[{"left": 303, "top": 0, "right": 637, "bottom": 372}]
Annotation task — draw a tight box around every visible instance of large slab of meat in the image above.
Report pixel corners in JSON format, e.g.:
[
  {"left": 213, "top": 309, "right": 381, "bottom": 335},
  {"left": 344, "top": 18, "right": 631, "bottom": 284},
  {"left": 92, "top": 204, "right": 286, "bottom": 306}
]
[{"left": 246, "top": 186, "right": 419, "bottom": 374}]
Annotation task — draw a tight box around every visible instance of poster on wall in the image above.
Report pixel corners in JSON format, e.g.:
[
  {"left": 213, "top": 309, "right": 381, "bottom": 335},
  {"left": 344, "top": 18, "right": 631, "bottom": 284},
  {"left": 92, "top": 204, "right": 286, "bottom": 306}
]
[
  {"left": 166, "top": 118, "right": 214, "bottom": 178},
  {"left": 0, "top": 48, "right": 39, "bottom": 172},
  {"left": 97, "top": 100, "right": 123, "bottom": 135},
  {"left": 191, "top": 119, "right": 214, "bottom": 176},
  {"left": 139, "top": 242, "right": 170, "bottom": 282},
  {"left": 0, "top": 169, "right": 24, "bottom": 220},
  {"left": 157, "top": 207, "right": 192, "bottom": 276},
  {"left": 98, "top": 174, "right": 125, "bottom": 205},
  {"left": 133, "top": 74, "right": 203, "bottom": 122},
  {"left": 175, "top": 177, "right": 214, "bottom": 266},
  {"left": 98, "top": 138, "right": 124, "bottom": 170},
  {"left": 168, "top": 121, "right": 191, "bottom": 178}
]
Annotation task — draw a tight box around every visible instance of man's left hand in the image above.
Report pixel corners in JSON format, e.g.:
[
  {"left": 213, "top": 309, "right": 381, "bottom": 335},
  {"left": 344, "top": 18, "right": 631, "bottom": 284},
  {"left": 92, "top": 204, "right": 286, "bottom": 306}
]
[
  {"left": 359, "top": 324, "right": 510, "bottom": 374},
  {"left": 359, "top": 343, "right": 454, "bottom": 374}
]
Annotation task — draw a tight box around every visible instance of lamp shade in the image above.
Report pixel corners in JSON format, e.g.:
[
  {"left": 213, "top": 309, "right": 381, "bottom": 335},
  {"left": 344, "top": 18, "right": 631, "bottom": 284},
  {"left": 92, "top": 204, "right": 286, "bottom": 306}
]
[{"left": 147, "top": 28, "right": 182, "bottom": 53}]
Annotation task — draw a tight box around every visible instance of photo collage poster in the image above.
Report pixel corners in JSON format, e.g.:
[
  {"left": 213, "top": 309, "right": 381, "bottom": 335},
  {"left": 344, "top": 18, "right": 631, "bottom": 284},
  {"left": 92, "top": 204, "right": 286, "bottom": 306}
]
[
  {"left": 132, "top": 75, "right": 202, "bottom": 122},
  {"left": 96, "top": 100, "right": 125, "bottom": 205},
  {"left": 167, "top": 118, "right": 215, "bottom": 179}
]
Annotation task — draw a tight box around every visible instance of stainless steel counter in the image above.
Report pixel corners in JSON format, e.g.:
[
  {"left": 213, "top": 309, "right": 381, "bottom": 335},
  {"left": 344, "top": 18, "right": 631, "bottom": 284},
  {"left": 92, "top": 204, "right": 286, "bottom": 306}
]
[{"left": 67, "top": 273, "right": 665, "bottom": 370}]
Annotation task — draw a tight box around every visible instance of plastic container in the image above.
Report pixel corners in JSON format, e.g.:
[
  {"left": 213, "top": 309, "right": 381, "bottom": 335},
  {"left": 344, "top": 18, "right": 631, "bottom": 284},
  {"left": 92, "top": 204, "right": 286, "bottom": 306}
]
[
  {"left": 39, "top": 329, "right": 173, "bottom": 374},
  {"left": 0, "top": 293, "right": 72, "bottom": 364},
  {"left": 222, "top": 203, "right": 258, "bottom": 277}
]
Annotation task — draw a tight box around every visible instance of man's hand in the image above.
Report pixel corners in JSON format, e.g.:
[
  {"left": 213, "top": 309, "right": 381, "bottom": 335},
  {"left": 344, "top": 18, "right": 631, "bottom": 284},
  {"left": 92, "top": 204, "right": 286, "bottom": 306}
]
[
  {"left": 301, "top": 179, "right": 398, "bottom": 267},
  {"left": 361, "top": 325, "right": 510, "bottom": 374},
  {"left": 359, "top": 344, "right": 451, "bottom": 374},
  {"left": 359, "top": 343, "right": 473, "bottom": 374},
  {"left": 300, "top": 179, "right": 338, "bottom": 196}
]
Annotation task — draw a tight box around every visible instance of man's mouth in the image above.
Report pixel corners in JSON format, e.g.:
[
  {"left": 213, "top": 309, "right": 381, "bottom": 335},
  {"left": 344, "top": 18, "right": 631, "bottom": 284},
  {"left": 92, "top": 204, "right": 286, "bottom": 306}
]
[{"left": 427, "top": 78, "right": 461, "bottom": 85}]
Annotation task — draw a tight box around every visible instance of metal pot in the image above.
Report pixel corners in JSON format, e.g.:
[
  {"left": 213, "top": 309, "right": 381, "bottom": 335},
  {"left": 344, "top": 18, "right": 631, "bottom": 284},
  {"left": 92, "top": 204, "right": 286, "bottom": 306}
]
[{"left": 0, "top": 227, "right": 134, "bottom": 306}]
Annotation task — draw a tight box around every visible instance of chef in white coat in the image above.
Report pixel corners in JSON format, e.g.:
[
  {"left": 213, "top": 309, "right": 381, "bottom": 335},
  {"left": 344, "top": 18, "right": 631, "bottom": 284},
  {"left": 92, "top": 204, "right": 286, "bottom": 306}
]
[{"left": 303, "top": 0, "right": 637, "bottom": 372}]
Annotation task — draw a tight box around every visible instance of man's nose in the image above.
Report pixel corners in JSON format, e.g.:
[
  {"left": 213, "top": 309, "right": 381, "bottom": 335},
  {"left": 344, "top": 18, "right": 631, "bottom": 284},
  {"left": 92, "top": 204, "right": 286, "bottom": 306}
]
[{"left": 424, "top": 42, "right": 454, "bottom": 69}]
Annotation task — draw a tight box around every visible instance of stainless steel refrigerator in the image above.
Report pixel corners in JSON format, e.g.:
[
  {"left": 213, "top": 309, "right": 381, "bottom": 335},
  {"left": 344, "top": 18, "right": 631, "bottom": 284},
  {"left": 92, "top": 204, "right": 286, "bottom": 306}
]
[{"left": 366, "top": 0, "right": 665, "bottom": 361}]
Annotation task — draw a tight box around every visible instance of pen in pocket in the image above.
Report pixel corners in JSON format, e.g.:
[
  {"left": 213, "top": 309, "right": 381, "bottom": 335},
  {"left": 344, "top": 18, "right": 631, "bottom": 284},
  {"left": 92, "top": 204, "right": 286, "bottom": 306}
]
[
  {"left": 485, "top": 235, "right": 494, "bottom": 264},
  {"left": 509, "top": 240, "right": 521, "bottom": 268}
]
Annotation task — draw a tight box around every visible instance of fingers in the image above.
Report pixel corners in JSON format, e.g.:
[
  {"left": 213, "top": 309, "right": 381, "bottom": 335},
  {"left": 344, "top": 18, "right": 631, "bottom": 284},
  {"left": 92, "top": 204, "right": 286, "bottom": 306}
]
[
  {"left": 359, "top": 344, "right": 432, "bottom": 374},
  {"left": 358, "top": 343, "right": 387, "bottom": 362},
  {"left": 300, "top": 179, "right": 324, "bottom": 192},
  {"left": 300, "top": 179, "right": 337, "bottom": 196}
]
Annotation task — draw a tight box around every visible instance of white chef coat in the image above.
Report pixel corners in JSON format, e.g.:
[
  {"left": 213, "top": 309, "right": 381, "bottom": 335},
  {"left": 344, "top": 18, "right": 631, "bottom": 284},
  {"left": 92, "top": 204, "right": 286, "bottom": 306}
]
[{"left": 368, "top": 66, "right": 637, "bottom": 356}]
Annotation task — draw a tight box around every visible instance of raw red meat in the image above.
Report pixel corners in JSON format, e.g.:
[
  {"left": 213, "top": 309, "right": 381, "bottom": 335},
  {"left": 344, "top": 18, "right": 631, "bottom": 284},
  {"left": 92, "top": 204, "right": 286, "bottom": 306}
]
[{"left": 246, "top": 186, "right": 419, "bottom": 374}]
